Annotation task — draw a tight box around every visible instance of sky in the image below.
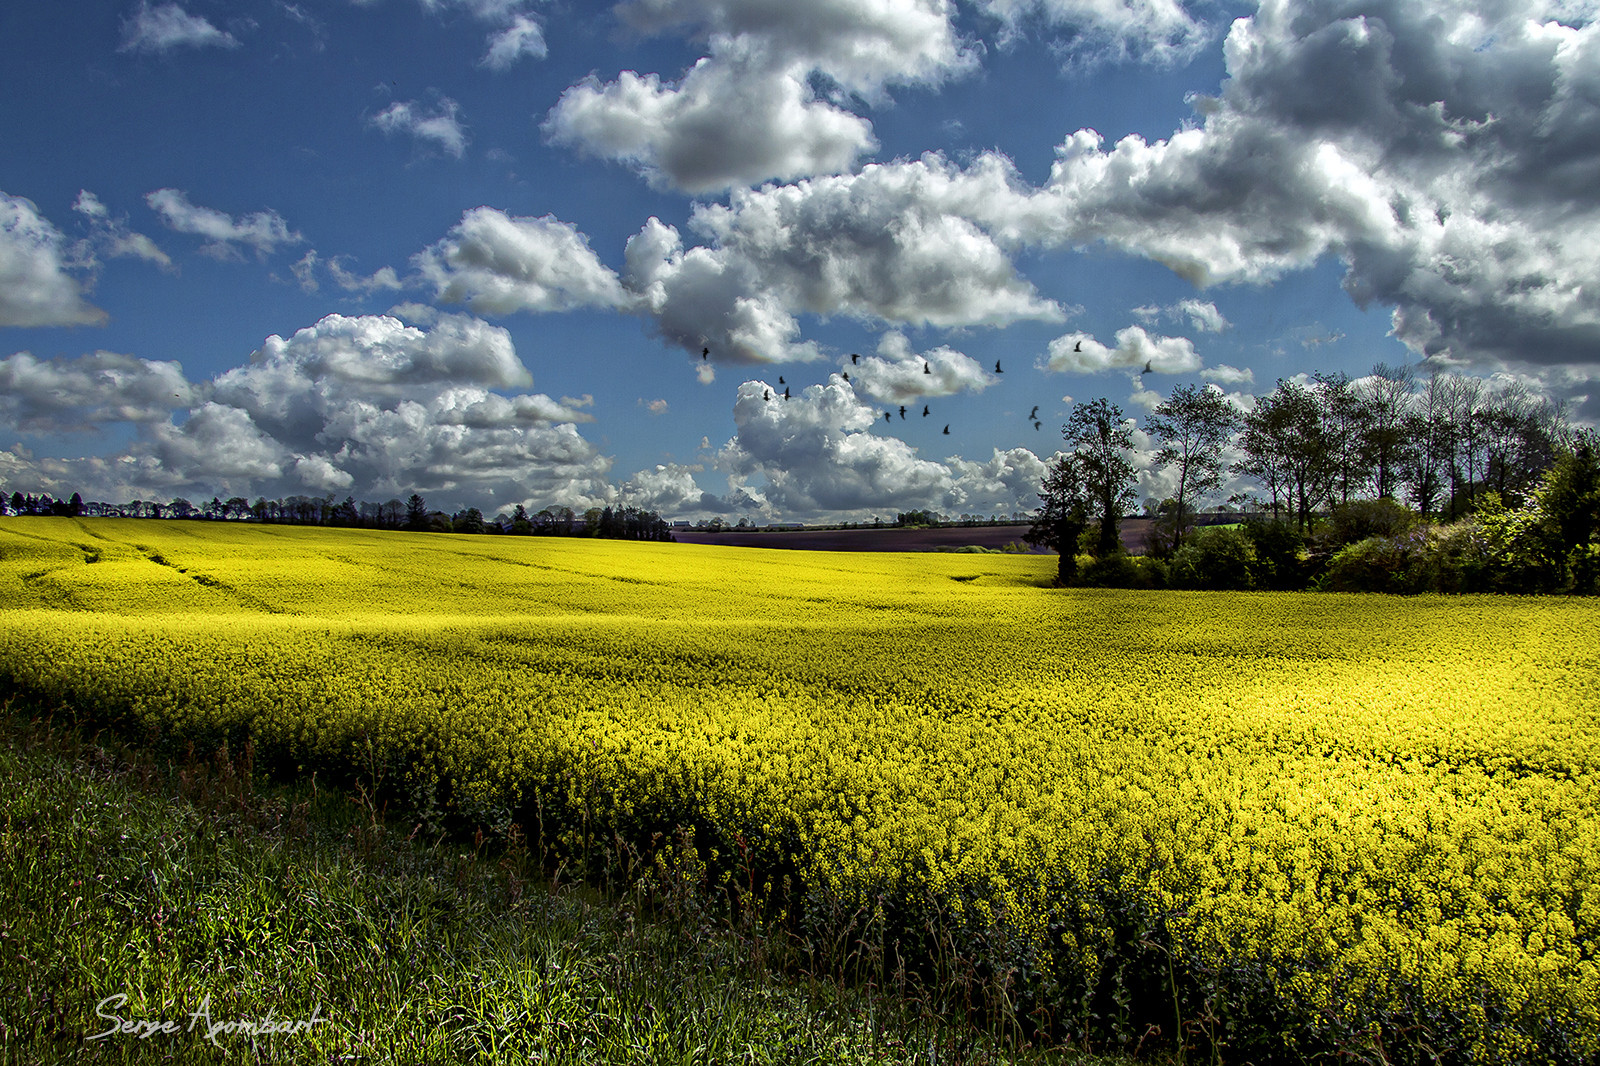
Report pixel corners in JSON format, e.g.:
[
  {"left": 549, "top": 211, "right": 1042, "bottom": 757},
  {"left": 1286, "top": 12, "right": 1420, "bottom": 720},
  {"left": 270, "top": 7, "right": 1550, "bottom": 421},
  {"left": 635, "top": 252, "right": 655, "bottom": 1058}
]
[{"left": 2, "top": 0, "right": 1597, "bottom": 523}]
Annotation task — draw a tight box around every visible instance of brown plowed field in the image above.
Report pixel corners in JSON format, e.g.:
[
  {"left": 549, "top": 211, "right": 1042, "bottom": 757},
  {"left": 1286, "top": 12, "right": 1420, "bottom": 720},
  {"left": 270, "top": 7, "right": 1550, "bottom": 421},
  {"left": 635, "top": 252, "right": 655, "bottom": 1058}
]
[
  {"left": 673, "top": 523, "right": 1048, "bottom": 553},
  {"left": 673, "top": 519, "right": 1165, "bottom": 554}
]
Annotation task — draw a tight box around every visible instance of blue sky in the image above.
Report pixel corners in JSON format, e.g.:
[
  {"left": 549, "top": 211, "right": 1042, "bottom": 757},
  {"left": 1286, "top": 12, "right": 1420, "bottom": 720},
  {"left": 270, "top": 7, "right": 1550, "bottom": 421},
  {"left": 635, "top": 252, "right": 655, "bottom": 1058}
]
[{"left": 2, "top": 0, "right": 1596, "bottom": 520}]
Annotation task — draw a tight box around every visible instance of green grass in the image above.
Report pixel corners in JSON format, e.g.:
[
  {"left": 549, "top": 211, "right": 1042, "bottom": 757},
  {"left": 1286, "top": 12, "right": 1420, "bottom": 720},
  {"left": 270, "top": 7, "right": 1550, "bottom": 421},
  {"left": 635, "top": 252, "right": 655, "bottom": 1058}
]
[{"left": 0, "top": 707, "right": 1145, "bottom": 1066}]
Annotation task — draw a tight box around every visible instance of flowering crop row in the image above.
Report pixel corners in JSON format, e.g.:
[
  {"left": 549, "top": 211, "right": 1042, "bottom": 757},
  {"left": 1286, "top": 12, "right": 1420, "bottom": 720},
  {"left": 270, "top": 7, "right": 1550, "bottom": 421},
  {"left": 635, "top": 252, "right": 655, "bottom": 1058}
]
[{"left": 3, "top": 517, "right": 1597, "bottom": 1061}]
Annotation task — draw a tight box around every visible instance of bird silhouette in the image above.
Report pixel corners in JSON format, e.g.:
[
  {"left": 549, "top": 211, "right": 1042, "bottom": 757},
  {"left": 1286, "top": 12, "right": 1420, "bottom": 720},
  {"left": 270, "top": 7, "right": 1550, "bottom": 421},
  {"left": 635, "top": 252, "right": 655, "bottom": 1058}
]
[
  {"left": 943, "top": 424, "right": 950, "bottom": 434},
  {"left": 851, "top": 353, "right": 859, "bottom": 365},
  {"left": 1033, "top": 420, "right": 1043, "bottom": 431},
  {"left": 778, "top": 375, "right": 785, "bottom": 384},
  {"left": 922, "top": 405, "right": 930, "bottom": 417},
  {"left": 702, "top": 346, "right": 709, "bottom": 360},
  {"left": 1141, "top": 360, "right": 1153, "bottom": 375},
  {"left": 841, "top": 371, "right": 849, "bottom": 381},
  {"left": 1073, "top": 340, "right": 1082, "bottom": 353},
  {"left": 764, "top": 389, "right": 771, "bottom": 401},
  {"left": 784, "top": 386, "right": 790, "bottom": 399},
  {"left": 884, "top": 411, "right": 892, "bottom": 423},
  {"left": 898, "top": 405, "right": 906, "bottom": 419},
  {"left": 923, "top": 361, "right": 931, "bottom": 374},
  {"left": 995, "top": 360, "right": 1003, "bottom": 373},
  {"left": 1029, "top": 405, "right": 1039, "bottom": 420}
]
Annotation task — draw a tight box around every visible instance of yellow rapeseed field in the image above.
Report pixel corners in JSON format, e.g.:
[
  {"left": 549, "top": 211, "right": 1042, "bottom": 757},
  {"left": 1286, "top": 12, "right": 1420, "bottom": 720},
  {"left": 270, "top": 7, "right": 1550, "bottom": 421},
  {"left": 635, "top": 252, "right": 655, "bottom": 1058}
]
[{"left": 3, "top": 517, "right": 1596, "bottom": 1062}]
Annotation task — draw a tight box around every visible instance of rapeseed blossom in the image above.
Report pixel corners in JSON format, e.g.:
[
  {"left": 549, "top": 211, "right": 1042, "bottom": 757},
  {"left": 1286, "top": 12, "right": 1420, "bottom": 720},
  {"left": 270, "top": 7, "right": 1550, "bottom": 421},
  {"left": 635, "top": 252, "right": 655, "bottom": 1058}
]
[{"left": 1, "top": 517, "right": 1596, "bottom": 1061}]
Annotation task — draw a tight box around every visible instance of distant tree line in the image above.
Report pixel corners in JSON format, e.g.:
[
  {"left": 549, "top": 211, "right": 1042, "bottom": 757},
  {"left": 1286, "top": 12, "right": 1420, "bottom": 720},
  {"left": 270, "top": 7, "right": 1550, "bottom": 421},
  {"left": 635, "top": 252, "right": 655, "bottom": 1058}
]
[
  {"left": 0, "top": 489, "right": 674, "bottom": 542},
  {"left": 1030, "top": 366, "right": 1599, "bottom": 594}
]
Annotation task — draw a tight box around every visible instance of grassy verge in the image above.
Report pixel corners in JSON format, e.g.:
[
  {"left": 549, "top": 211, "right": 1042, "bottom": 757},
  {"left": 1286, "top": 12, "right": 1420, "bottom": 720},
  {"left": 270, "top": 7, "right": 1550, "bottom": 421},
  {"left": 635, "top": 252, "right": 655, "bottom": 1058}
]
[{"left": 0, "top": 706, "right": 1146, "bottom": 1065}]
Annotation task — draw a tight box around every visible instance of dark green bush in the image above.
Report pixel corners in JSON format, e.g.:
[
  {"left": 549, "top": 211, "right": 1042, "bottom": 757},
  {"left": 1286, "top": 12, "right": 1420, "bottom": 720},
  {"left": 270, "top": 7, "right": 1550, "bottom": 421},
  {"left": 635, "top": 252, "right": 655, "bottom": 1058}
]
[
  {"left": 1168, "top": 526, "right": 1255, "bottom": 590},
  {"left": 1242, "top": 519, "right": 1306, "bottom": 590},
  {"left": 1081, "top": 553, "right": 1140, "bottom": 588},
  {"left": 1075, "top": 552, "right": 1167, "bottom": 589},
  {"left": 1320, "top": 534, "right": 1433, "bottom": 594},
  {"left": 1315, "top": 498, "right": 1419, "bottom": 552}
]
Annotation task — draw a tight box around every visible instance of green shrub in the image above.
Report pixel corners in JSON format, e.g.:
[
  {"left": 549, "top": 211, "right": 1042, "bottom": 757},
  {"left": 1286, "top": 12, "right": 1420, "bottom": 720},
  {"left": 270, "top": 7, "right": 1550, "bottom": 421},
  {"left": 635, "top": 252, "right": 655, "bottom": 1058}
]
[
  {"left": 1241, "top": 519, "right": 1306, "bottom": 590},
  {"left": 1320, "top": 534, "right": 1433, "bottom": 594},
  {"left": 1081, "top": 552, "right": 1140, "bottom": 588},
  {"left": 1075, "top": 552, "right": 1166, "bottom": 589},
  {"left": 1418, "top": 521, "right": 1492, "bottom": 593},
  {"left": 1168, "top": 526, "right": 1255, "bottom": 590},
  {"left": 1316, "top": 498, "right": 1419, "bottom": 552}
]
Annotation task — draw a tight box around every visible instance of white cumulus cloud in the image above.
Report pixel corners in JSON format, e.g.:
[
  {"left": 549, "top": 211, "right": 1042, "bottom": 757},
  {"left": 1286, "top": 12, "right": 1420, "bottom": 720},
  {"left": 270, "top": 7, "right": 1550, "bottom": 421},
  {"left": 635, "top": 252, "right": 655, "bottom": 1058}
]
[
  {"left": 847, "top": 332, "right": 994, "bottom": 404},
  {"left": 0, "top": 350, "right": 200, "bottom": 432},
  {"left": 1020, "top": 1, "right": 1600, "bottom": 379},
  {"left": 116, "top": 312, "right": 617, "bottom": 508},
  {"left": 119, "top": 2, "right": 240, "bottom": 53},
  {"left": 145, "top": 189, "right": 302, "bottom": 258},
  {"left": 416, "top": 208, "right": 630, "bottom": 315},
  {"left": 1045, "top": 326, "right": 1201, "bottom": 374},
  {"left": 73, "top": 190, "right": 171, "bottom": 269},
  {"left": 977, "top": 0, "right": 1211, "bottom": 66},
  {"left": 545, "top": 0, "right": 974, "bottom": 191},
  {"left": 0, "top": 193, "right": 106, "bottom": 327},
  {"left": 370, "top": 98, "right": 469, "bottom": 158},
  {"left": 482, "top": 14, "right": 546, "bottom": 69}
]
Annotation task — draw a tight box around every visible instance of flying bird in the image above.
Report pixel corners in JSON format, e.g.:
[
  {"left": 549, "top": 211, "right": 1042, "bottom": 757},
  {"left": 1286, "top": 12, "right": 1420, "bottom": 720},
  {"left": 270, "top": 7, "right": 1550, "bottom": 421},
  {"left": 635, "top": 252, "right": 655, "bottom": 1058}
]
[
  {"left": 923, "top": 405, "right": 930, "bottom": 417},
  {"left": 778, "top": 376, "right": 785, "bottom": 384},
  {"left": 1142, "top": 360, "right": 1153, "bottom": 375},
  {"left": 923, "top": 362, "right": 931, "bottom": 374},
  {"left": 995, "top": 360, "right": 1003, "bottom": 373},
  {"left": 784, "top": 386, "right": 790, "bottom": 399},
  {"left": 898, "top": 405, "right": 906, "bottom": 419},
  {"left": 702, "top": 346, "right": 709, "bottom": 360},
  {"left": 851, "top": 353, "right": 859, "bottom": 365},
  {"left": 841, "top": 371, "right": 849, "bottom": 381},
  {"left": 943, "top": 424, "right": 950, "bottom": 435},
  {"left": 884, "top": 411, "right": 892, "bottom": 423},
  {"left": 1073, "top": 340, "right": 1082, "bottom": 353},
  {"left": 764, "top": 389, "right": 771, "bottom": 401},
  {"left": 1029, "top": 405, "right": 1039, "bottom": 420},
  {"left": 1033, "top": 420, "right": 1043, "bottom": 431}
]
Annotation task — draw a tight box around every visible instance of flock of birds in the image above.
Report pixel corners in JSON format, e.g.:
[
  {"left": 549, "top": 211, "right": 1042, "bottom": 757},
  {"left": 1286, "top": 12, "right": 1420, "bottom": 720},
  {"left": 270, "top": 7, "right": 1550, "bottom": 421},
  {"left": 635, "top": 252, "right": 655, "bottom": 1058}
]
[{"left": 706, "top": 345, "right": 1048, "bottom": 437}]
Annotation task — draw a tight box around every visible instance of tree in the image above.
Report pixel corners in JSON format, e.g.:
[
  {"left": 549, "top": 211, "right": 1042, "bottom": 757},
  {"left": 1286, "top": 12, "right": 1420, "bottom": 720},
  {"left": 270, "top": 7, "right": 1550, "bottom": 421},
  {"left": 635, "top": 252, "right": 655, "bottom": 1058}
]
[
  {"left": 1439, "top": 373, "right": 1487, "bottom": 519},
  {"left": 1404, "top": 370, "right": 1452, "bottom": 518},
  {"left": 1536, "top": 430, "right": 1600, "bottom": 591},
  {"left": 1064, "top": 407, "right": 1136, "bottom": 549},
  {"left": 169, "top": 497, "right": 194, "bottom": 519},
  {"left": 68, "top": 492, "right": 84, "bottom": 517},
  {"left": 452, "top": 507, "right": 485, "bottom": 534},
  {"left": 1357, "top": 362, "right": 1416, "bottom": 501},
  {"left": 1239, "top": 380, "right": 1331, "bottom": 531},
  {"left": 1145, "top": 383, "right": 1240, "bottom": 545},
  {"left": 1026, "top": 453, "right": 1092, "bottom": 584},
  {"left": 1480, "top": 383, "right": 1565, "bottom": 507},
  {"left": 1316, "top": 371, "right": 1376, "bottom": 506},
  {"left": 405, "top": 494, "right": 428, "bottom": 531},
  {"left": 1063, "top": 399, "right": 1140, "bottom": 555}
]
